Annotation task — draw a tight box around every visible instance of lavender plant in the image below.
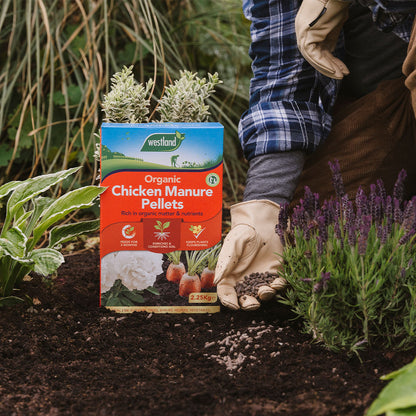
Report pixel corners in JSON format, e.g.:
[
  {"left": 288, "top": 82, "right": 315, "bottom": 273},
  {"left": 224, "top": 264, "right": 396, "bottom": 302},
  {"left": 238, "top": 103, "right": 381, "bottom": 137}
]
[{"left": 277, "top": 161, "right": 416, "bottom": 354}]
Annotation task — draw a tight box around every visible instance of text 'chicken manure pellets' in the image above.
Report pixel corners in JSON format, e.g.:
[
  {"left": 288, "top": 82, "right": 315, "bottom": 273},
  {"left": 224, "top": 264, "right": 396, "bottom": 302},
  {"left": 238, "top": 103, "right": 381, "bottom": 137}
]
[{"left": 235, "top": 272, "right": 279, "bottom": 299}]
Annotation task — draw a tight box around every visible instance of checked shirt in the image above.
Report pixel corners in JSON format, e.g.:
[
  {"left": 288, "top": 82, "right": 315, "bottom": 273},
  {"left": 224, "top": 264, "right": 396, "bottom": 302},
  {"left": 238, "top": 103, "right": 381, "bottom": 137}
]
[{"left": 239, "top": 0, "right": 416, "bottom": 160}]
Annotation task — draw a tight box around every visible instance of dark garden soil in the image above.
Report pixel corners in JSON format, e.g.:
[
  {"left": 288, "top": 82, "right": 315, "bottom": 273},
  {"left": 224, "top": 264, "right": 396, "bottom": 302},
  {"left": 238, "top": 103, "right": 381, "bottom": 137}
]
[{"left": 1, "top": 247, "right": 415, "bottom": 416}]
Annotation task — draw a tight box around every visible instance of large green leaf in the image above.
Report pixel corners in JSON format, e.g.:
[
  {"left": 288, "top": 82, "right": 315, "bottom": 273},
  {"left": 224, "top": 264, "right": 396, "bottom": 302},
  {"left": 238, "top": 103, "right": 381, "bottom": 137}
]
[
  {"left": 14, "top": 210, "right": 33, "bottom": 231},
  {"left": 31, "top": 185, "right": 105, "bottom": 247},
  {"left": 3, "top": 167, "right": 80, "bottom": 234},
  {"left": 366, "top": 366, "right": 416, "bottom": 416},
  {"left": 0, "top": 228, "right": 27, "bottom": 258},
  {"left": 387, "top": 407, "right": 416, "bottom": 416},
  {"left": 0, "top": 180, "right": 22, "bottom": 199},
  {"left": 48, "top": 219, "right": 100, "bottom": 248},
  {"left": 0, "top": 296, "right": 25, "bottom": 307},
  {"left": 29, "top": 248, "right": 65, "bottom": 276},
  {"left": 382, "top": 359, "right": 416, "bottom": 381},
  {"left": 25, "top": 196, "right": 55, "bottom": 236}
]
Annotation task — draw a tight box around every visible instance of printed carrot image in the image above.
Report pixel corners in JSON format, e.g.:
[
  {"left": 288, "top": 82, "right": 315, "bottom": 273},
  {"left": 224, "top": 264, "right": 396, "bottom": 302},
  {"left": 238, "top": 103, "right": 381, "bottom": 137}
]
[
  {"left": 200, "top": 243, "right": 221, "bottom": 289},
  {"left": 166, "top": 251, "right": 186, "bottom": 284},
  {"left": 179, "top": 250, "right": 211, "bottom": 298}
]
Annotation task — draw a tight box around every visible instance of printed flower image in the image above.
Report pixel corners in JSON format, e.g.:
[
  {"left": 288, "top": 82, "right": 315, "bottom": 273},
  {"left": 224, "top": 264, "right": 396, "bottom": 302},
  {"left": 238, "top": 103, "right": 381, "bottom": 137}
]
[
  {"left": 154, "top": 221, "right": 171, "bottom": 241},
  {"left": 189, "top": 225, "right": 205, "bottom": 238},
  {"left": 101, "top": 250, "right": 163, "bottom": 293}
]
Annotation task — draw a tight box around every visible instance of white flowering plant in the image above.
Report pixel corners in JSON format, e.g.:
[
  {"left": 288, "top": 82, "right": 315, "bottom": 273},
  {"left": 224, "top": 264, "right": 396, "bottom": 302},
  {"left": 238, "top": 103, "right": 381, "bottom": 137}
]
[
  {"left": 100, "top": 251, "right": 162, "bottom": 307},
  {"left": 0, "top": 167, "right": 105, "bottom": 307}
]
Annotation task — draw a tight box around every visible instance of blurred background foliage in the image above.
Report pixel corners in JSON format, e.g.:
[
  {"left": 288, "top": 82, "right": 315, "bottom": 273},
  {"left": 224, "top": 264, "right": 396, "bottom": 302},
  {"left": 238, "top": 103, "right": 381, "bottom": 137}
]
[{"left": 0, "top": 0, "right": 252, "bottom": 201}]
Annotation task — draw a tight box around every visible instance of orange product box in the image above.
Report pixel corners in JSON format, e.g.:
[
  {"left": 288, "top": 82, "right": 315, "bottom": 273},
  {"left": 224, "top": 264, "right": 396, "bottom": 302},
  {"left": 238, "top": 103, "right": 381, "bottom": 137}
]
[{"left": 100, "top": 122, "right": 223, "bottom": 313}]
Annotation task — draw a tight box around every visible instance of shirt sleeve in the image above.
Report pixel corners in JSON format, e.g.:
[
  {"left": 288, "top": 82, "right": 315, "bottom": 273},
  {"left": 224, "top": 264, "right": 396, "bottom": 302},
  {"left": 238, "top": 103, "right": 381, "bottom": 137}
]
[
  {"left": 356, "top": 0, "right": 416, "bottom": 41},
  {"left": 239, "top": 0, "right": 342, "bottom": 161}
]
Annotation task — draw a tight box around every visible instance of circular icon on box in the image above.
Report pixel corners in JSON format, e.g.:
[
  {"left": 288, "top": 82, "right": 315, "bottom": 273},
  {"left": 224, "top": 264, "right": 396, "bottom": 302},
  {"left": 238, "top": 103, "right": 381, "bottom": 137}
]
[
  {"left": 206, "top": 173, "right": 220, "bottom": 187},
  {"left": 122, "top": 224, "right": 136, "bottom": 239}
]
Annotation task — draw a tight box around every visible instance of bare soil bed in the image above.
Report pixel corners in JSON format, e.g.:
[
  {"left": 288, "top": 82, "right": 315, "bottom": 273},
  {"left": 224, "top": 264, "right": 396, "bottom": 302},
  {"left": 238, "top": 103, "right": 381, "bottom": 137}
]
[{"left": 1, "top": 247, "right": 415, "bottom": 416}]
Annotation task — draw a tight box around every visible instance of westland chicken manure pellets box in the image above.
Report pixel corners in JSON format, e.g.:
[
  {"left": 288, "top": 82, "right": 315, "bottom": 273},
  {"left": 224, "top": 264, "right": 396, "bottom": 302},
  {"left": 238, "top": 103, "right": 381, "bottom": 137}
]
[{"left": 100, "top": 122, "right": 223, "bottom": 313}]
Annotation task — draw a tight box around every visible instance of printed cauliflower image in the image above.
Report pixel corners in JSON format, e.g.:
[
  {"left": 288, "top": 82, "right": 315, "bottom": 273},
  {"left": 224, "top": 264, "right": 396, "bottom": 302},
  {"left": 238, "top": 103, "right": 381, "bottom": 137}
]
[{"left": 101, "top": 251, "right": 163, "bottom": 293}]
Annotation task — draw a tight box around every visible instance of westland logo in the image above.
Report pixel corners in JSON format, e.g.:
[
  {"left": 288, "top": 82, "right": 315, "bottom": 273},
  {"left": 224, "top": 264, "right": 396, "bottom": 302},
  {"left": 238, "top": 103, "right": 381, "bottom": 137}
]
[{"left": 140, "top": 131, "right": 185, "bottom": 152}]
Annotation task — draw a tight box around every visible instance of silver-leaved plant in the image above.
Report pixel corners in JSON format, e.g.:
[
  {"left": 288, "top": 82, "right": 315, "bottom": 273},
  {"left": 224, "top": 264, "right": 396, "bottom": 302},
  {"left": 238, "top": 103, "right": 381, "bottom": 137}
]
[
  {"left": 157, "top": 70, "right": 222, "bottom": 122},
  {"left": 102, "top": 65, "right": 153, "bottom": 123}
]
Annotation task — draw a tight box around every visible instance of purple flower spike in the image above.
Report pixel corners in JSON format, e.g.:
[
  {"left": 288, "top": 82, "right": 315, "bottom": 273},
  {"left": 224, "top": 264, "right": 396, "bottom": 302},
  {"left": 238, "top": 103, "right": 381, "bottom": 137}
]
[
  {"left": 386, "top": 196, "right": 393, "bottom": 234},
  {"left": 399, "top": 228, "right": 415, "bottom": 245},
  {"left": 317, "top": 235, "right": 324, "bottom": 256},
  {"left": 303, "top": 186, "right": 315, "bottom": 216},
  {"left": 279, "top": 203, "right": 289, "bottom": 230},
  {"left": 317, "top": 215, "right": 328, "bottom": 244},
  {"left": 328, "top": 160, "right": 345, "bottom": 198},
  {"left": 402, "top": 200, "right": 415, "bottom": 231},
  {"left": 358, "top": 215, "right": 372, "bottom": 256},
  {"left": 393, "top": 198, "right": 403, "bottom": 224},
  {"left": 380, "top": 224, "right": 388, "bottom": 245},
  {"left": 355, "top": 187, "right": 368, "bottom": 216},
  {"left": 348, "top": 222, "right": 357, "bottom": 247},
  {"left": 372, "top": 196, "right": 382, "bottom": 224},
  {"left": 345, "top": 199, "right": 355, "bottom": 228},
  {"left": 369, "top": 184, "right": 377, "bottom": 211},
  {"left": 377, "top": 179, "right": 387, "bottom": 208},
  {"left": 313, "top": 272, "right": 331, "bottom": 293},
  {"left": 321, "top": 272, "right": 331, "bottom": 289},
  {"left": 393, "top": 169, "right": 407, "bottom": 203}
]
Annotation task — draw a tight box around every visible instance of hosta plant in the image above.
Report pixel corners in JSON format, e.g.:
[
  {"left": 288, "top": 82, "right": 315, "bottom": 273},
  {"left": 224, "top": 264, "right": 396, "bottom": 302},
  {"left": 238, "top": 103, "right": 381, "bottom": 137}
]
[
  {"left": 366, "top": 357, "right": 416, "bottom": 415},
  {"left": 277, "top": 161, "right": 416, "bottom": 354},
  {"left": 0, "top": 167, "right": 105, "bottom": 307}
]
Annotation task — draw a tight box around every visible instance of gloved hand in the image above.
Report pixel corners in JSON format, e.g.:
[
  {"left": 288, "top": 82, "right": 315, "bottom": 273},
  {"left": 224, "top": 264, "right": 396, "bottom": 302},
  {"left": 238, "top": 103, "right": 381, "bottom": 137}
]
[
  {"left": 295, "top": 0, "right": 351, "bottom": 79},
  {"left": 214, "top": 200, "right": 287, "bottom": 311}
]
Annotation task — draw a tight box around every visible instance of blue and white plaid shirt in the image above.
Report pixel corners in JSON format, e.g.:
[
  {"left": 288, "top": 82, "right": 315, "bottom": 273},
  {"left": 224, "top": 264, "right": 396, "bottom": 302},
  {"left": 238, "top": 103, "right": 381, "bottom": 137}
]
[{"left": 239, "top": 0, "right": 416, "bottom": 160}]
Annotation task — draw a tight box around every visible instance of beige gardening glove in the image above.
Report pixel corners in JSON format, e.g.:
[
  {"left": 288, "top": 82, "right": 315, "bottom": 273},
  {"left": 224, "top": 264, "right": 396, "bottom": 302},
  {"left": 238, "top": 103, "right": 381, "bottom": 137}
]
[
  {"left": 214, "top": 200, "right": 287, "bottom": 311},
  {"left": 295, "top": 0, "right": 351, "bottom": 79}
]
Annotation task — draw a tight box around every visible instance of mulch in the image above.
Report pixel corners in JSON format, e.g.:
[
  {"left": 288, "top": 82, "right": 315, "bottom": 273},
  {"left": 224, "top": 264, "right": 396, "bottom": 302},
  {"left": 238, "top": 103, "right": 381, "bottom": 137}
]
[{"left": 1, "top": 248, "right": 415, "bottom": 416}]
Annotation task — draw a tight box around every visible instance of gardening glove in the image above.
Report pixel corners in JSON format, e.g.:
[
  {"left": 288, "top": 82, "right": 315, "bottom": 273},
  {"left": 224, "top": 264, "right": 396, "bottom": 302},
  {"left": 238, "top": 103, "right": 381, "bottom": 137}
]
[
  {"left": 214, "top": 200, "right": 287, "bottom": 311},
  {"left": 295, "top": 0, "right": 351, "bottom": 79}
]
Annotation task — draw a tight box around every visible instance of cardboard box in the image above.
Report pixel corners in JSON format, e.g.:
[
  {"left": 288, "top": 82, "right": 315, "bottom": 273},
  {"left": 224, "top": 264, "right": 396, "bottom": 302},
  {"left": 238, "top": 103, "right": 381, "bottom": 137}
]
[{"left": 100, "top": 122, "right": 223, "bottom": 313}]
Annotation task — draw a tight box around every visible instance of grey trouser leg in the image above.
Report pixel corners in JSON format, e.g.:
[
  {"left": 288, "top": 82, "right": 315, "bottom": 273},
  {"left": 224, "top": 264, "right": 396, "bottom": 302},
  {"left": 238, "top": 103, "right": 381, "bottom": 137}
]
[{"left": 243, "top": 151, "right": 306, "bottom": 205}]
